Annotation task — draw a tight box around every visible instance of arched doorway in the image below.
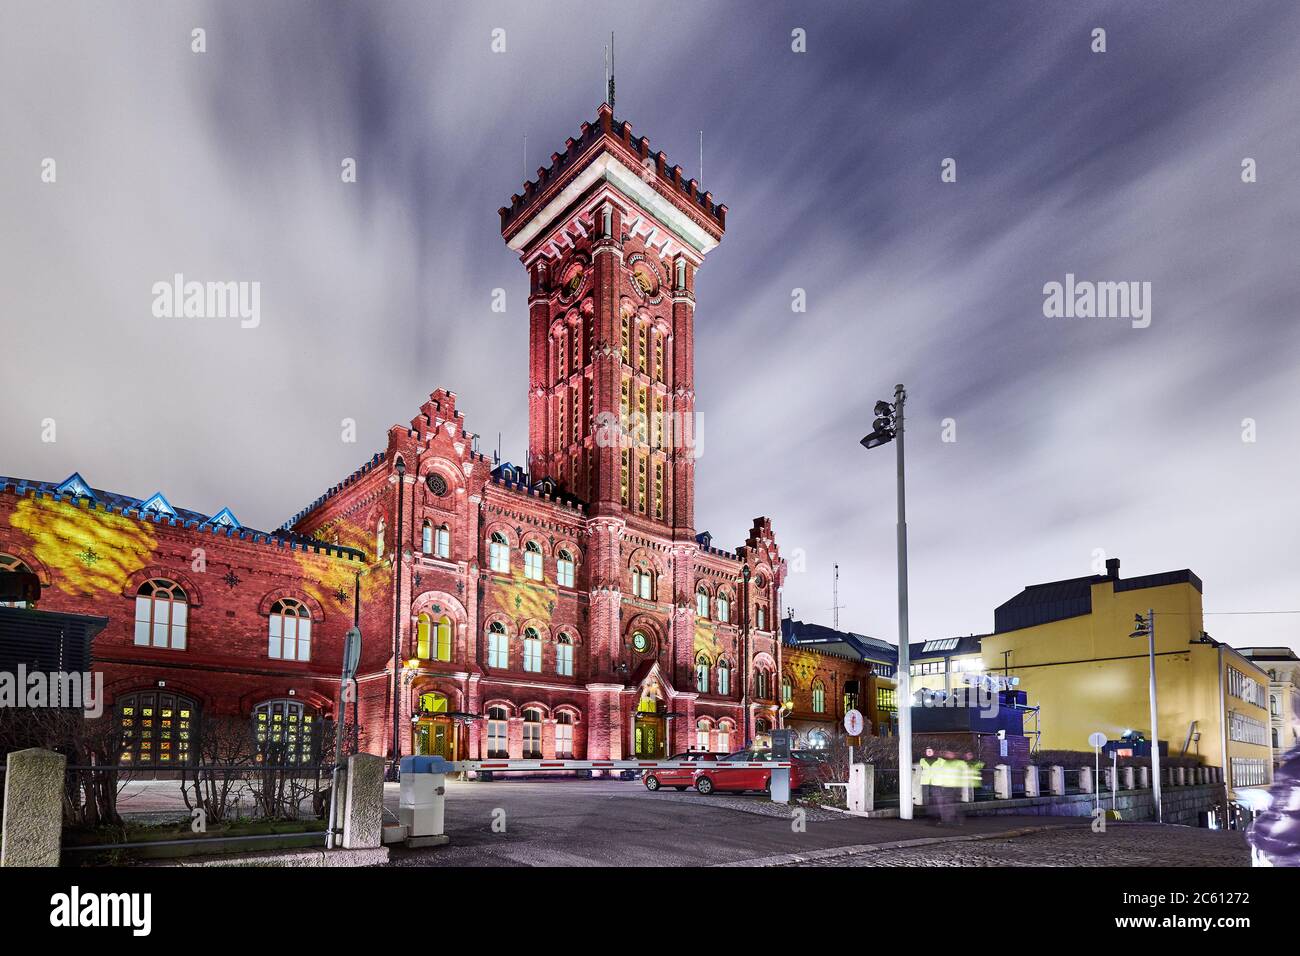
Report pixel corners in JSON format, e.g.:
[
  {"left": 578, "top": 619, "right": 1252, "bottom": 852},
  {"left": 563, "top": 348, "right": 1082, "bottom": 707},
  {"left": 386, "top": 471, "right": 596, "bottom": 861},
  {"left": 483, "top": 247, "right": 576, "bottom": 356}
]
[
  {"left": 413, "top": 691, "right": 455, "bottom": 759},
  {"left": 634, "top": 690, "right": 666, "bottom": 758}
]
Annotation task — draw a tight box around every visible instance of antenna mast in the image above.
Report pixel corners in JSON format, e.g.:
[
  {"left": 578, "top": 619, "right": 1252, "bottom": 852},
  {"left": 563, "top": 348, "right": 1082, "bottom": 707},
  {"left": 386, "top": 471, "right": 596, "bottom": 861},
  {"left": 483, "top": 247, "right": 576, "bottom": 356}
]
[
  {"left": 830, "top": 563, "right": 846, "bottom": 629},
  {"left": 607, "top": 32, "right": 615, "bottom": 109}
]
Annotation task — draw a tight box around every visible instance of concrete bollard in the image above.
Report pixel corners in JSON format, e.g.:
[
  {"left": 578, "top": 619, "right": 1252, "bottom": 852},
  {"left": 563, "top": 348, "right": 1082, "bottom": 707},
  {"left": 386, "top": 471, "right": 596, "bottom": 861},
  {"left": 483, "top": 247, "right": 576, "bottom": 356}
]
[
  {"left": 1164, "top": 767, "right": 1175, "bottom": 786},
  {"left": 341, "top": 753, "right": 385, "bottom": 850},
  {"left": 1176, "top": 767, "right": 1187, "bottom": 786},
  {"left": 1138, "top": 766, "right": 1149, "bottom": 789},
  {"left": 847, "top": 763, "right": 874, "bottom": 814},
  {"left": 1103, "top": 766, "right": 1115, "bottom": 792},
  {"left": 994, "top": 764, "right": 1011, "bottom": 800},
  {"left": 912, "top": 763, "right": 924, "bottom": 806},
  {"left": 1025, "top": 765, "right": 1040, "bottom": 797},
  {"left": 1, "top": 748, "right": 66, "bottom": 867},
  {"left": 1079, "top": 766, "right": 1093, "bottom": 793},
  {"left": 1122, "top": 767, "right": 1134, "bottom": 790},
  {"left": 1048, "top": 765, "right": 1065, "bottom": 796}
]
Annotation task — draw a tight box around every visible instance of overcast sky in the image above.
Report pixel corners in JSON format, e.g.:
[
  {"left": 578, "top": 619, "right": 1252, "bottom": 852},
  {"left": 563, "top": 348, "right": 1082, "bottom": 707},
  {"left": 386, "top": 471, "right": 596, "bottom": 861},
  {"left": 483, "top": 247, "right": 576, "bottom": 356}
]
[{"left": 3, "top": 1, "right": 1298, "bottom": 650}]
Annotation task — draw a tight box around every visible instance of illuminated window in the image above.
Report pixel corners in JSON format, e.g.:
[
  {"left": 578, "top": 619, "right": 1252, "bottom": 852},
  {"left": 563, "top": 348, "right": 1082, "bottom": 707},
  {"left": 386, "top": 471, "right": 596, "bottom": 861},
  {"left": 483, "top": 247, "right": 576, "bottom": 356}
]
[
  {"left": 421, "top": 520, "right": 433, "bottom": 554},
  {"left": 116, "top": 691, "right": 197, "bottom": 765},
  {"left": 555, "top": 711, "right": 575, "bottom": 757},
  {"left": 637, "top": 324, "right": 648, "bottom": 373},
  {"left": 636, "top": 455, "right": 647, "bottom": 513},
  {"left": 756, "top": 606, "right": 767, "bottom": 631},
  {"left": 556, "top": 633, "right": 574, "bottom": 676},
  {"left": 812, "top": 681, "right": 826, "bottom": 714},
  {"left": 716, "top": 592, "right": 731, "bottom": 624},
  {"left": 808, "top": 730, "right": 830, "bottom": 750},
  {"left": 375, "top": 518, "right": 385, "bottom": 560},
  {"left": 696, "top": 654, "right": 711, "bottom": 694},
  {"left": 696, "top": 719, "right": 711, "bottom": 751},
  {"left": 557, "top": 550, "right": 575, "bottom": 588},
  {"left": 636, "top": 387, "right": 648, "bottom": 443},
  {"left": 717, "top": 660, "right": 731, "bottom": 695},
  {"left": 653, "top": 461, "right": 664, "bottom": 520},
  {"left": 696, "top": 586, "right": 709, "bottom": 619},
  {"left": 487, "top": 706, "right": 509, "bottom": 757},
  {"left": 654, "top": 335, "right": 664, "bottom": 381},
  {"left": 268, "top": 597, "right": 311, "bottom": 661},
  {"left": 487, "top": 622, "right": 509, "bottom": 669},
  {"left": 417, "top": 614, "right": 452, "bottom": 662},
  {"left": 524, "top": 541, "right": 544, "bottom": 581},
  {"left": 253, "top": 699, "right": 317, "bottom": 765},
  {"left": 572, "top": 322, "right": 581, "bottom": 369},
  {"left": 620, "top": 313, "right": 630, "bottom": 363},
  {"left": 489, "top": 532, "right": 510, "bottom": 573},
  {"left": 620, "top": 449, "right": 630, "bottom": 506},
  {"left": 716, "top": 720, "right": 732, "bottom": 752},
  {"left": 436, "top": 524, "right": 450, "bottom": 559},
  {"left": 631, "top": 567, "right": 654, "bottom": 600},
  {"left": 523, "top": 627, "right": 542, "bottom": 672},
  {"left": 134, "top": 579, "right": 188, "bottom": 650},
  {"left": 0, "top": 553, "right": 34, "bottom": 607},
  {"left": 754, "top": 669, "right": 771, "bottom": 699},
  {"left": 418, "top": 691, "right": 449, "bottom": 714},
  {"left": 781, "top": 676, "right": 793, "bottom": 705},
  {"left": 523, "top": 708, "right": 543, "bottom": 758}
]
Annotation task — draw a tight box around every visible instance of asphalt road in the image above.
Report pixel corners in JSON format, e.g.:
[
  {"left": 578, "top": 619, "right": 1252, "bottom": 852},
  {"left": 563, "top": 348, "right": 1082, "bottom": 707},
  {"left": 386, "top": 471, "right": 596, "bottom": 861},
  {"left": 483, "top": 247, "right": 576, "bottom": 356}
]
[{"left": 384, "top": 777, "right": 1086, "bottom": 867}]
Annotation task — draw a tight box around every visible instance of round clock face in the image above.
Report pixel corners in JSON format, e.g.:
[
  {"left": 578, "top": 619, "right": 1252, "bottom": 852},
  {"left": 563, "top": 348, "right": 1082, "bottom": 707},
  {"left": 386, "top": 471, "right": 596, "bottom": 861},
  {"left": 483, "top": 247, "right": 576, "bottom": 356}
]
[
  {"left": 426, "top": 473, "right": 448, "bottom": 496},
  {"left": 628, "top": 259, "right": 660, "bottom": 299},
  {"left": 558, "top": 259, "right": 586, "bottom": 302},
  {"left": 632, "top": 631, "right": 649, "bottom": 652}
]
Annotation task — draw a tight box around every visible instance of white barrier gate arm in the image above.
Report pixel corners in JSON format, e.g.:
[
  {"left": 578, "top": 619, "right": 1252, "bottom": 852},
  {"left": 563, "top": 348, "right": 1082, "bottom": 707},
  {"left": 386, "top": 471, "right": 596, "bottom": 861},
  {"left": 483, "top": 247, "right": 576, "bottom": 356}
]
[{"left": 448, "top": 759, "right": 792, "bottom": 773}]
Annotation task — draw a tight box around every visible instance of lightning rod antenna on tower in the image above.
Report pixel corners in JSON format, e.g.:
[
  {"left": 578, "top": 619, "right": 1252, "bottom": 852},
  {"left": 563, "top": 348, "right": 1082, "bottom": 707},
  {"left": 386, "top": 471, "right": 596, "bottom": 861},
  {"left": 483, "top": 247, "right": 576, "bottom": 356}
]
[
  {"left": 830, "top": 563, "right": 846, "bottom": 630},
  {"left": 523, "top": 134, "right": 527, "bottom": 181},
  {"left": 608, "top": 31, "right": 615, "bottom": 109},
  {"left": 603, "top": 42, "right": 608, "bottom": 104}
]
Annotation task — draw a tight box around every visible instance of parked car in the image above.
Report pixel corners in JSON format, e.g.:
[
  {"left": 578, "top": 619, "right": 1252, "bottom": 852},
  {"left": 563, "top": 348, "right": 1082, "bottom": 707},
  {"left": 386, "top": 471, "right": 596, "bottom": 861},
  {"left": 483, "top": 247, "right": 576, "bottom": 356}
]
[
  {"left": 693, "top": 749, "right": 814, "bottom": 795},
  {"left": 642, "top": 752, "right": 722, "bottom": 791}
]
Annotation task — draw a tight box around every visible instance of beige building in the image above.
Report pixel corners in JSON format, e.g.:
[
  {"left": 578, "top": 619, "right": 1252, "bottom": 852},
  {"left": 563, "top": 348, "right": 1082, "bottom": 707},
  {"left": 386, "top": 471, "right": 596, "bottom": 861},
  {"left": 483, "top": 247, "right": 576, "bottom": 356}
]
[{"left": 1239, "top": 647, "right": 1300, "bottom": 763}]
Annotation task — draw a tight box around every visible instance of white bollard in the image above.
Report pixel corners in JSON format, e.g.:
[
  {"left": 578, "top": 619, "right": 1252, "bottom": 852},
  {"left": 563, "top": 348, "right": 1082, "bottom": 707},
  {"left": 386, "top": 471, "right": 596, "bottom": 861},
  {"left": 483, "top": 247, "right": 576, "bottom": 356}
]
[
  {"left": 1138, "top": 766, "right": 1149, "bottom": 789},
  {"left": 847, "top": 763, "right": 874, "bottom": 813},
  {"left": 1025, "top": 765, "right": 1041, "bottom": 797},
  {"left": 1048, "top": 765, "right": 1065, "bottom": 796},
  {"left": 1079, "top": 766, "right": 1094, "bottom": 793},
  {"left": 912, "top": 763, "right": 924, "bottom": 806},
  {"left": 1122, "top": 766, "right": 1135, "bottom": 790},
  {"left": 994, "top": 764, "right": 1011, "bottom": 800}
]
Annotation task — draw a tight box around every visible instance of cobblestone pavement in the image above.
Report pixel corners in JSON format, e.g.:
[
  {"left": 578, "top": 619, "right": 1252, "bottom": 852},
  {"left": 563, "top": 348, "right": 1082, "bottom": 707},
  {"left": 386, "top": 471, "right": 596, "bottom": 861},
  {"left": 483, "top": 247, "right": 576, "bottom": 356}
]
[{"left": 797, "top": 823, "right": 1251, "bottom": 867}]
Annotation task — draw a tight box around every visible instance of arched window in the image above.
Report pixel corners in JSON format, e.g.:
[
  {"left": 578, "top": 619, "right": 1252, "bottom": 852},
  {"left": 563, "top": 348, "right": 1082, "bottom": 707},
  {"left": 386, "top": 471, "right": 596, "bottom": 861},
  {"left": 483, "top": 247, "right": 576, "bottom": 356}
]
[
  {"left": 557, "top": 549, "right": 575, "bottom": 588},
  {"left": 134, "top": 579, "right": 188, "bottom": 649},
  {"left": 375, "top": 518, "right": 386, "bottom": 560},
  {"left": 0, "top": 553, "right": 34, "bottom": 607},
  {"left": 524, "top": 540, "right": 544, "bottom": 581},
  {"left": 716, "top": 720, "right": 733, "bottom": 753},
  {"left": 717, "top": 660, "right": 731, "bottom": 695},
  {"left": 268, "top": 598, "right": 312, "bottom": 661},
  {"left": 489, "top": 531, "right": 510, "bottom": 573},
  {"left": 523, "top": 707, "right": 543, "bottom": 758},
  {"left": 696, "top": 585, "right": 709, "bottom": 619},
  {"left": 555, "top": 711, "right": 575, "bottom": 757},
  {"left": 756, "top": 605, "right": 767, "bottom": 631},
  {"left": 435, "top": 524, "right": 451, "bottom": 559},
  {"left": 418, "top": 691, "right": 449, "bottom": 715},
  {"left": 812, "top": 680, "right": 826, "bottom": 714},
  {"left": 486, "top": 706, "right": 509, "bottom": 757},
  {"left": 523, "top": 627, "right": 542, "bottom": 672},
  {"left": 753, "top": 669, "right": 771, "bottom": 700},
  {"left": 716, "top": 591, "right": 731, "bottom": 624},
  {"left": 417, "top": 614, "right": 452, "bottom": 662},
  {"left": 487, "top": 621, "right": 509, "bottom": 669},
  {"left": 695, "top": 654, "right": 711, "bottom": 694},
  {"left": 116, "top": 690, "right": 197, "bottom": 765},
  {"left": 781, "top": 675, "right": 793, "bottom": 705},
  {"left": 253, "top": 699, "right": 318, "bottom": 765},
  {"left": 421, "top": 520, "right": 433, "bottom": 554},
  {"left": 556, "top": 633, "right": 574, "bottom": 677},
  {"left": 696, "top": 719, "right": 712, "bottom": 751},
  {"left": 631, "top": 567, "right": 654, "bottom": 600}
]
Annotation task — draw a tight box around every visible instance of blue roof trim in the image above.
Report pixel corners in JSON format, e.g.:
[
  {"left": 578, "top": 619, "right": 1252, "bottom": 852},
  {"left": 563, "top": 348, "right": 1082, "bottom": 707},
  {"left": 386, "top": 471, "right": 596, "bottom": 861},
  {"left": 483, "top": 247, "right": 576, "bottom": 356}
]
[
  {"left": 206, "top": 507, "right": 241, "bottom": 529},
  {"left": 55, "top": 472, "right": 96, "bottom": 500}
]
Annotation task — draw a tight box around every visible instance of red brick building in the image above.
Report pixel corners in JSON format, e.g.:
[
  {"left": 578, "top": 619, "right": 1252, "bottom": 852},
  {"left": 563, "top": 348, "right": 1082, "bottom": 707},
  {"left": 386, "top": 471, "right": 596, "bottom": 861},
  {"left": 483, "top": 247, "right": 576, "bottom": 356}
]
[{"left": 1, "top": 105, "right": 796, "bottom": 766}]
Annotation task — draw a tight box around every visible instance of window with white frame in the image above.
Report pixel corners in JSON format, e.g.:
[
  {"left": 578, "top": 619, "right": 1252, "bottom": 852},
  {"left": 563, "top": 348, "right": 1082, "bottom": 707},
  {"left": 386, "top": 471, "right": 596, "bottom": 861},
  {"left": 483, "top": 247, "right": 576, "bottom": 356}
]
[
  {"left": 486, "top": 706, "right": 509, "bottom": 757},
  {"left": 489, "top": 531, "right": 510, "bottom": 573},
  {"left": 631, "top": 567, "right": 654, "bottom": 600},
  {"left": 812, "top": 681, "right": 826, "bottom": 714},
  {"left": 555, "top": 712, "right": 575, "bottom": 757},
  {"left": 134, "top": 579, "right": 188, "bottom": 649},
  {"left": 1227, "top": 665, "right": 1266, "bottom": 707},
  {"left": 375, "top": 518, "right": 385, "bottom": 560},
  {"left": 421, "top": 520, "right": 433, "bottom": 554},
  {"left": 523, "top": 627, "right": 542, "bottom": 672},
  {"left": 487, "top": 622, "right": 509, "bottom": 669},
  {"left": 556, "top": 633, "right": 574, "bottom": 676},
  {"left": 696, "top": 585, "right": 709, "bottom": 619},
  {"left": 1229, "top": 711, "right": 1268, "bottom": 746},
  {"left": 716, "top": 592, "right": 731, "bottom": 624},
  {"left": 756, "top": 605, "right": 766, "bottom": 630},
  {"left": 717, "top": 660, "right": 731, "bottom": 695},
  {"left": 695, "top": 654, "right": 710, "bottom": 694},
  {"left": 523, "top": 708, "right": 543, "bottom": 757},
  {"left": 557, "top": 549, "right": 575, "bottom": 588},
  {"left": 696, "top": 719, "right": 711, "bottom": 751},
  {"left": 524, "top": 540, "right": 544, "bottom": 581},
  {"left": 1231, "top": 757, "right": 1268, "bottom": 788},
  {"left": 268, "top": 597, "right": 311, "bottom": 661},
  {"left": 417, "top": 614, "right": 452, "bottom": 662},
  {"left": 781, "top": 676, "right": 793, "bottom": 705},
  {"left": 716, "top": 722, "right": 732, "bottom": 753},
  {"left": 435, "top": 524, "right": 450, "bottom": 559},
  {"left": 753, "top": 669, "right": 771, "bottom": 699}
]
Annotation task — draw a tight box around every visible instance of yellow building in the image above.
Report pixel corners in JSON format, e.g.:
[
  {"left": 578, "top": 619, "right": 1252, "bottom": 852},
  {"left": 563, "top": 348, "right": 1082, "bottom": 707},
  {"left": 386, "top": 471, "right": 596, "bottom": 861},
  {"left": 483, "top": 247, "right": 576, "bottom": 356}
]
[{"left": 980, "top": 558, "right": 1272, "bottom": 796}]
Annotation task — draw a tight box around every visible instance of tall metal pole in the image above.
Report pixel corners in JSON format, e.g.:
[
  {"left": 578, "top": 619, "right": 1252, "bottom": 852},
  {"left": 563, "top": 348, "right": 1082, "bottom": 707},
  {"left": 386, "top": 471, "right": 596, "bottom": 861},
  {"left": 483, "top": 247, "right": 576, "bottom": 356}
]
[
  {"left": 390, "top": 461, "right": 407, "bottom": 779},
  {"left": 894, "top": 383, "right": 913, "bottom": 820},
  {"left": 1148, "top": 608, "right": 1163, "bottom": 823}
]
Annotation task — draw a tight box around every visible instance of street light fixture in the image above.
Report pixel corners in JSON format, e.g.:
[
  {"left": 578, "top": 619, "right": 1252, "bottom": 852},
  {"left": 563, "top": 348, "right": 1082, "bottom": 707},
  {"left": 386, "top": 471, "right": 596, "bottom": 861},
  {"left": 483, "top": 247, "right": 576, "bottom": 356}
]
[
  {"left": 859, "top": 384, "right": 913, "bottom": 820},
  {"left": 1130, "top": 609, "right": 1163, "bottom": 823}
]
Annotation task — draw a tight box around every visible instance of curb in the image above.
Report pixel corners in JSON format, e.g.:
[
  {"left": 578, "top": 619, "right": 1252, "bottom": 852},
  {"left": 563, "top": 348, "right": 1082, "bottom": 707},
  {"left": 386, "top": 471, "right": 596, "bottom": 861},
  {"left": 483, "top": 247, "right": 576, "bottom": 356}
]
[{"left": 714, "top": 825, "right": 1068, "bottom": 867}]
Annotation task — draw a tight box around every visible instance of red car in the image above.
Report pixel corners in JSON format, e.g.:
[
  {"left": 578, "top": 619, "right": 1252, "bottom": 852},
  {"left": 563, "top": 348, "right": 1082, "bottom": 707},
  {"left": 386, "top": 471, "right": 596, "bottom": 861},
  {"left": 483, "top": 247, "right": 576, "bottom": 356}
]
[
  {"left": 692, "top": 750, "right": 814, "bottom": 795},
  {"left": 642, "top": 752, "right": 721, "bottom": 791}
]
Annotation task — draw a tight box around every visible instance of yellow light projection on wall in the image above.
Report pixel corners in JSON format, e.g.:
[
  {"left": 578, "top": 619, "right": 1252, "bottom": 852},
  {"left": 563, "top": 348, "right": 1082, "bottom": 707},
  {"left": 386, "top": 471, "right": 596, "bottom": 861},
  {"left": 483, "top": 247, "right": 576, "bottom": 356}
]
[
  {"left": 9, "top": 496, "right": 156, "bottom": 596},
  {"left": 694, "top": 620, "right": 723, "bottom": 659},
  {"left": 489, "top": 567, "right": 558, "bottom": 624},
  {"left": 293, "top": 515, "right": 385, "bottom": 610}
]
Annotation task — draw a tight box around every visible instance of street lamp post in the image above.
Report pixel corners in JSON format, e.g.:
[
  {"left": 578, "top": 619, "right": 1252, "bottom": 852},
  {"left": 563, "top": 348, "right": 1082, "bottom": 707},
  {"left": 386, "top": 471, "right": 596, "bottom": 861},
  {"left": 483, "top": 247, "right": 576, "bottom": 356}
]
[
  {"left": 861, "top": 384, "right": 913, "bottom": 820},
  {"left": 389, "top": 456, "right": 407, "bottom": 780},
  {"left": 1130, "top": 608, "right": 1163, "bottom": 823}
]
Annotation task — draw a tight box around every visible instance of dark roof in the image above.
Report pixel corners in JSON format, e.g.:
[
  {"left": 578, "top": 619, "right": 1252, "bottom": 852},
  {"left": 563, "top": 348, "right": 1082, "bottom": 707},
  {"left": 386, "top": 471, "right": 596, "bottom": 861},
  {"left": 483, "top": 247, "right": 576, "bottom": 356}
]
[
  {"left": 909, "top": 635, "right": 987, "bottom": 660},
  {"left": 994, "top": 567, "right": 1203, "bottom": 633},
  {"left": 782, "top": 618, "right": 898, "bottom": 664},
  {"left": 1, "top": 472, "right": 364, "bottom": 560}
]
